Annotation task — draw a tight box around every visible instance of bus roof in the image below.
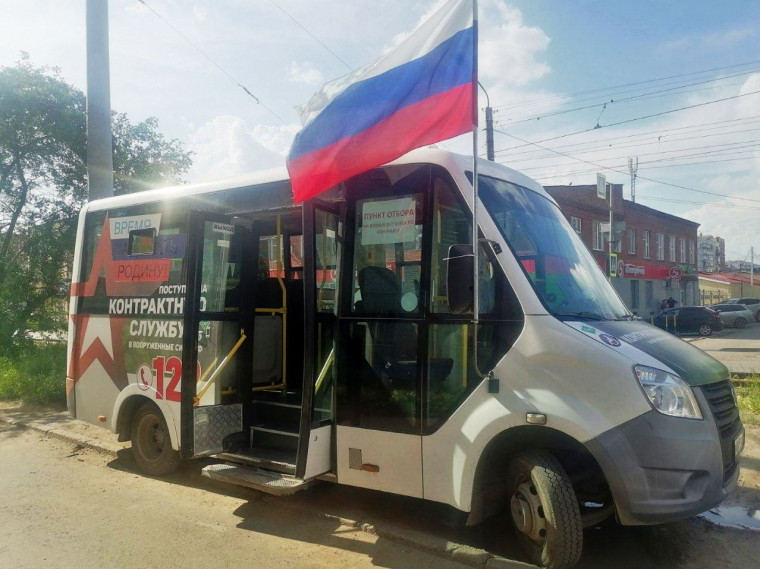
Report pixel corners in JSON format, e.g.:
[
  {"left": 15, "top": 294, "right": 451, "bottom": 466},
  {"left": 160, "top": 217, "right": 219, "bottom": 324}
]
[{"left": 82, "top": 147, "right": 552, "bottom": 214}]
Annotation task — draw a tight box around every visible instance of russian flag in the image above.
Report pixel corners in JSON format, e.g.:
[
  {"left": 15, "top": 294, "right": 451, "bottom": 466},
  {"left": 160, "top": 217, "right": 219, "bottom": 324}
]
[{"left": 287, "top": 0, "right": 476, "bottom": 204}]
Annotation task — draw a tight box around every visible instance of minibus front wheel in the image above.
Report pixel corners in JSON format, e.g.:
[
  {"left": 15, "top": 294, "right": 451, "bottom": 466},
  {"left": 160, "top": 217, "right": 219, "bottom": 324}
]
[
  {"left": 507, "top": 450, "right": 582, "bottom": 569},
  {"left": 131, "top": 403, "right": 181, "bottom": 476}
]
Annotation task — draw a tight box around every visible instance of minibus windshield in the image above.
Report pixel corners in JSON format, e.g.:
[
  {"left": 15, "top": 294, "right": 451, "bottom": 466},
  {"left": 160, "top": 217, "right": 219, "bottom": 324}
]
[{"left": 479, "top": 175, "right": 630, "bottom": 321}]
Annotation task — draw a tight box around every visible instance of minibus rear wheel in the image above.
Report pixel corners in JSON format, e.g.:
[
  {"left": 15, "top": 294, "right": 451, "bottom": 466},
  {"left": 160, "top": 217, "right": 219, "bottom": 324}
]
[
  {"left": 131, "top": 403, "right": 181, "bottom": 476},
  {"left": 507, "top": 450, "right": 582, "bottom": 569}
]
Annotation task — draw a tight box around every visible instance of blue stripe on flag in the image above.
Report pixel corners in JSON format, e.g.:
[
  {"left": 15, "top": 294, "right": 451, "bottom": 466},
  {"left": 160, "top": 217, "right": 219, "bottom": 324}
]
[{"left": 289, "top": 26, "right": 473, "bottom": 161}]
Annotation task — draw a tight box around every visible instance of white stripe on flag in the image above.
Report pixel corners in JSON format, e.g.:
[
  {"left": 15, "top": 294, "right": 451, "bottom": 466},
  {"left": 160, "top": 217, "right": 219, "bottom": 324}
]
[{"left": 297, "top": 0, "right": 472, "bottom": 126}]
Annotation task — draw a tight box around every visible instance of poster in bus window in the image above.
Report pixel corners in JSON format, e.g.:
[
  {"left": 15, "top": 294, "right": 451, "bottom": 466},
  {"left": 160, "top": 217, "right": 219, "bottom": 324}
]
[{"left": 361, "top": 197, "right": 417, "bottom": 245}]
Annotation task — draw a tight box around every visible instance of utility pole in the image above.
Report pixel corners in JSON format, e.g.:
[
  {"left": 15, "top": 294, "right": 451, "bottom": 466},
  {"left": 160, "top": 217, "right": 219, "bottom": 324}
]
[
  {"left": 86, "top": 0, "right": 114, "bottom": 201},
  {"left": 609, "top": 182, "right": 614, "bottom": 280},
  {"left": 485, "top": 106, "right": 495, "bottom": 161},
  {"left": 628, "top": 157, "right": 638, "bottom": 203},
  {"left": 478, "top": 82, "right": 495, "bottom": 161},
  {"left": 752, "top": 246, "right": 755, "bottom": 286}
]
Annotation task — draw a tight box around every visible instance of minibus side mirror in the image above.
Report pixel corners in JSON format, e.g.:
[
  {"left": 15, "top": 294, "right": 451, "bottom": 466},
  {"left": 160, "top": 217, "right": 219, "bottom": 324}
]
[{"left": 447, "top": 244, "right": 474, "bottom": 314}]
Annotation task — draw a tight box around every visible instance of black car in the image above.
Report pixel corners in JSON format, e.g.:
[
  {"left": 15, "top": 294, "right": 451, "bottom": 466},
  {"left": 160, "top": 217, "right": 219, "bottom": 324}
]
[{"left": 653, "top": 306, "right": 723, "bottom": 336}]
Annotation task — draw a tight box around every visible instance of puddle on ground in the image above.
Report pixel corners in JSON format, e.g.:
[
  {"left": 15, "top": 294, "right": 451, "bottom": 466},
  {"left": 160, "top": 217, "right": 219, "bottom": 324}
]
[{"left": 699, "top": 507, "right": 760, "bottom": 530}]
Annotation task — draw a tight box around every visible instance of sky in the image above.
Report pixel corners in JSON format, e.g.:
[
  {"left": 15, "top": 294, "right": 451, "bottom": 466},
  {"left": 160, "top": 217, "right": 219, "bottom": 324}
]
[{"left": 1, "top": 0, "right": 759, "bottom": 262}]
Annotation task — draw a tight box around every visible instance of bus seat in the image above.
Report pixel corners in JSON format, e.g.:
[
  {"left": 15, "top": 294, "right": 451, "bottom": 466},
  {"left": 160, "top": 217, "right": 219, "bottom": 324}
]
[
  {"left": 252, "top": 315, "right": 282, "bottom": 383},
  {"left": 356, "top": 266, "right": 402, "bottom": 314},
  {"left": 251, "top": 277, "right": 304, "bottom": 389},
  {"left": 284, "top": 278, "right": 304, "bottom": 390}
]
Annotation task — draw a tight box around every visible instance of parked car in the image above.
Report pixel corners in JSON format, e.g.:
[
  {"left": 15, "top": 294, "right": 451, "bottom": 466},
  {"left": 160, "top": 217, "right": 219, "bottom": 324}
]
[
  {"left": 709, "top": 304, "right": 754, "bottom": 328},
  {"left": 653, "top": 306, "right": 723, "bottom": 336},
  {"left": 720, "top": 297, "right": 760, "bottom": 321}
]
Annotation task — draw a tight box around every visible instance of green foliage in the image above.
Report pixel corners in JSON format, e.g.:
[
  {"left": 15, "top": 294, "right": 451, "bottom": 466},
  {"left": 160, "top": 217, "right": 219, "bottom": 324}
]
[
  {"left": 0, "top": 343, "right": 66, "bottom": 405},
  {"left": 735, "top": 377, "right": 760, "bottom": 426},
  {"left": 0, "top": 54, "right": 192, "bottom": 351}
]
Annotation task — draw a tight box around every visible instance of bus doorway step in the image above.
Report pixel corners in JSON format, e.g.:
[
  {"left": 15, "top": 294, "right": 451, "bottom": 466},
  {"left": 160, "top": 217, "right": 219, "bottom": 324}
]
[{"left": 201, "top": 463, "right": 310, "bottom": 496}]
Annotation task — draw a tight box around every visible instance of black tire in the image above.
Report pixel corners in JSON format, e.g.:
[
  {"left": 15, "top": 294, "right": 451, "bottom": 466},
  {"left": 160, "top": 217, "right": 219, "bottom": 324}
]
[
  {"left": 755, "top": 310, "right": 760, "bottom": 322},
  {"left": 131, "top": 403, "right": 181, "bottom": 476},
  {"left": 507, "top": 450, "right": 582, "bottom": 569},
  {"left": 698, "top": 323, "right": 713, "bottom": 336},
  {"left": 734, "top": 317, "right": 746, "bottom": 329}
]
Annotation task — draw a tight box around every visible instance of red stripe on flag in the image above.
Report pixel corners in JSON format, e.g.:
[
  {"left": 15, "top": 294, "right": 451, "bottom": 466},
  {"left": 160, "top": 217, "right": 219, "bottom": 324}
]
[{"left": 288, "top": 83, "right": 473, "bottom": 203}]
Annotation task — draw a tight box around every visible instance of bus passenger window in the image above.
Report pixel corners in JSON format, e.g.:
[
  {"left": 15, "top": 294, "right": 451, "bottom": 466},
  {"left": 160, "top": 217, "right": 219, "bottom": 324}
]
[{"left": 351, "top": 194, "right": 423, "bottom": 315}]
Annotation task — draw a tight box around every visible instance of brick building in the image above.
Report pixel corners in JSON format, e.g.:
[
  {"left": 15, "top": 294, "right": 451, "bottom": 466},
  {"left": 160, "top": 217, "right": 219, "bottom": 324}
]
[{"left": 545, "top": 184, "right": 700, "bottom": 316}]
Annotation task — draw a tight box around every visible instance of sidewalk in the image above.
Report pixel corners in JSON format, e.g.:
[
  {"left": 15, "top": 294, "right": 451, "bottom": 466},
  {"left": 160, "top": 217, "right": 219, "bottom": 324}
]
[
  {"left": 0, "top": 401, "right": 530, "bottom": 569},
  {"left": 682, "top": 322, "right": 760, "bottom": 377}
]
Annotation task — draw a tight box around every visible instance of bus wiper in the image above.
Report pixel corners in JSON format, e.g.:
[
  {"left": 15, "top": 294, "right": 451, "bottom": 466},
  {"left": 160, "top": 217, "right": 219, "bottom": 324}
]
[
  {"left": 553, "top": 311, "right": 606, "bottom": 321},
  {"left": 615, "top": 314, "right": 634, "bottom": 321}
]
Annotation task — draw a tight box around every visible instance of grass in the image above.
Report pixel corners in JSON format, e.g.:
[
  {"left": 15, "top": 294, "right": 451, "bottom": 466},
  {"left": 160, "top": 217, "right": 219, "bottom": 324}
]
[
  {"left": 0, "top": 343, "right": 66, "bottom": 405},
  {"left": 734, "top": 375, "right": 760, "bottom": 426}
]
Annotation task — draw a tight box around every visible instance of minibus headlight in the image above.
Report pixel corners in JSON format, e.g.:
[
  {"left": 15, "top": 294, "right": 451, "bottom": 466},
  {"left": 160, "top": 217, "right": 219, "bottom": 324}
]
[{"left": 634, "top": 365, "right": 702, "bottom": 419}]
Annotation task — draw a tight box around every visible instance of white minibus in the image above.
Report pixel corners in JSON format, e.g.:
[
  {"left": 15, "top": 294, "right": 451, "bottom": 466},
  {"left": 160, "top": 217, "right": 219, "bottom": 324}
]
[{"left": 67, "top": 148, "right": 743, "bottom": 568}]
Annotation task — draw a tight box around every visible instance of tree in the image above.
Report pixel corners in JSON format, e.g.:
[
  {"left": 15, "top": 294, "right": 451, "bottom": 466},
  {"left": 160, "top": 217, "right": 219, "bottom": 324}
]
[{"left": 0, "top": 55, "right": 192, "bottom": 349}]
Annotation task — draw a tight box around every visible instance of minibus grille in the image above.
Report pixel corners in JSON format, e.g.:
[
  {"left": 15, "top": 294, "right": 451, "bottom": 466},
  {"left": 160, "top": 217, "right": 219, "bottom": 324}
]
[{"left": 701, "top": 379, "right": 741, "bottom": 484}]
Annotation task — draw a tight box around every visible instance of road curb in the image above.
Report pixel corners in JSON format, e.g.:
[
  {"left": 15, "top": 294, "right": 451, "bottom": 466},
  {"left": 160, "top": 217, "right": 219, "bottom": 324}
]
[
  {"left": 2, "top": 415, "right": 534, "bottom": 568},
  {"left": 0, "top": 416, "right": 124, "bottom": 456}
]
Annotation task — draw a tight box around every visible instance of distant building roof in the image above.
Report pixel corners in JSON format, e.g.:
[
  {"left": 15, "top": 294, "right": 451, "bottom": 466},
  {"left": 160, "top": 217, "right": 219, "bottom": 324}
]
[{"left": 708, "top": 272, "right": 759, "bottom": 284}]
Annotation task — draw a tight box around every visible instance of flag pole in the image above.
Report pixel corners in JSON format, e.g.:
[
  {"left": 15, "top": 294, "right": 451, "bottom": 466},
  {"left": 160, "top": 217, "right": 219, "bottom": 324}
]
[{"left": 472, "top": 0, "right": 479, "bottom": 325}]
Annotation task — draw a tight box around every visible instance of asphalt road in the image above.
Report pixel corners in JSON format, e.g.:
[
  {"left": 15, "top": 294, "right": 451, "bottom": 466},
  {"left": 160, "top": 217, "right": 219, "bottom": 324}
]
[
  {"left": 0, "top": 424, "right": 466, "bottom": 569},
  {"left": 686, "top": 320, "right": 760, "bottom": 374},
  {"left": 2, "top": 422, "right": 760, "bottom": 569}
]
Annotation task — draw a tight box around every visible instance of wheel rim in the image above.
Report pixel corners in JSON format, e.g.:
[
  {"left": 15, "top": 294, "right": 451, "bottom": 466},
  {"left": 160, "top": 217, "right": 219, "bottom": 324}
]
[
  {"left": 736, "top": 318, "right": 745, "bottom": 329},
  {"left": 699, "top": 324, "right": 711, "bottom": 335},
  {"left": 137, "top": 414, "right": 167, "bottom": 462},
  {"left": 510, "top": 479, "right": 546, "bottom": 543}
]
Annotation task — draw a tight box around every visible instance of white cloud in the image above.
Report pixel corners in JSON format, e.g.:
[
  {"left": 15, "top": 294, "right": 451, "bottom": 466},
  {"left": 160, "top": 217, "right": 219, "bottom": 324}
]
[
  {"left": 479, "top": 0, "right": 551, "bottom": 88},
  {"left": 289, "top": 61, "right": 324, "bottom": 86},
  {"left": 663, "top": 26, "right": 756, "bottom": 52},
  {"left": 251, "top": 123, "right": 299, "bottom": 156},
  {"left": 187, "top": 115, "right": 286, "bottom": 182},
  {"left": 192, "top": 6, "right": 208, "bottom": 22}
]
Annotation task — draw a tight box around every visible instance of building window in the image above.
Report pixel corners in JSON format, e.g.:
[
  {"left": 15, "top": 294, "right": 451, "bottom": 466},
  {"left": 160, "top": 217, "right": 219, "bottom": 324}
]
[
  {"left": 569, "top": 216, "right": 582, "bottom": 236},
  {"left": 669, "top": 235, "right": 676, "bottom": 262},
  {"left": 645, "top": 280, "right": 654, "bottom": 311},
  {"left": 592, "top": 220, "right": 604, "bottom": 251},
  {"left": 630, "top": 280, "right": 639, "bottom": 311},
  {"left": 643, "top": 230, "right": 650, "bottom": 258},
  {"left": 656, "top": 233, "right": 665, "bottom": 260},
  {"left": 689, "top": 240, "right": 695, "bottom": 265},
  {"left": 679, "top": 238, "right": 686, "bottom": 263},
  {"left": 628, "top": 228, "right": 636, "bottom": 254},
  {"left": 614, "top": 232, "right": 622, "bottom": 253}
]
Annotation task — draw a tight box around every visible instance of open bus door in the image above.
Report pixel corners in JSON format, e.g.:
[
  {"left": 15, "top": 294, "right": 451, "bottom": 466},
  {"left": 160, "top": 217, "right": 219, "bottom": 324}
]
[
  {"left": 180, "top": 212, "right": 253, "bottom": 460},
  {"left": 297, "top": 199, "right": 342, "bottom": 479},
  {"left": 186, "top": 203, "right": 342, "bottom": 492}
]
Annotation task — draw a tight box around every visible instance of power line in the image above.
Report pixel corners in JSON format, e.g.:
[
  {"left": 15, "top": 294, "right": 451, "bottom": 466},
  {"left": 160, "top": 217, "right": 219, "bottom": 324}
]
[
  {"left": 493, "top": 115, "right": 760, "bottom": 158},
  {"left": 268, "top": 0, "right": 353, "bottom": 71},
  {"left": 536, "top": 155, "right": 755, "bottom": 179},
  {"left": 493, "top": 127, "right": 760, "bottom": 204},
  {"left": 494, "top": 68, "right": 760, "bottom": 126},
  {"left": 492, "top": 58, "right": 760, "bottom": 112},
  {"left": 135, "top": 0, "right": 289, "bottom": 125},
  {"left": 505, "top": 138, "right": 760, "bottom": 168},
  {"left": 630, "top": 195, "right": 760, "bottom": 211},
  {"left": 498, "top": 124, "right": 760, "bottom": 161},
  {"left": 494, "top": 89, "right": 760, "bottom": 153}
]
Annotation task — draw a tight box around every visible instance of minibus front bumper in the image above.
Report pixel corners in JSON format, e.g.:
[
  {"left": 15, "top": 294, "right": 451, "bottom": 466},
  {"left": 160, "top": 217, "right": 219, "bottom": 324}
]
[{"left": 585, "top": 383, "right": 742, "bottom": 526}]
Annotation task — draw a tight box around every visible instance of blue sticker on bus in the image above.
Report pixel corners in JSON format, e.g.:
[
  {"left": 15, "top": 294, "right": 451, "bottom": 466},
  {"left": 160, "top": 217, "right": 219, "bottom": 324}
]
[{"left": 599, "top": 333, "right": 622, "bottom": 347}]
